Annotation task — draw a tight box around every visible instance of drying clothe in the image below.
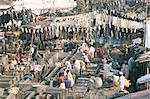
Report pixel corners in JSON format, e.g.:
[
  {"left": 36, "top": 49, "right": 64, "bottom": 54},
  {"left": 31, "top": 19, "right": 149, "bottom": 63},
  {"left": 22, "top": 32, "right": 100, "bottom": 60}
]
[
  {"left": 26, "top": 30, "right": 32, "bottom": 42},
  {"left": 73, "top": 28, "right": 77, "bottom": 40},
  {"left": 108, "top": 15, "right": 113, "bottom": 29},
  {"left": 89, "top": 27, "right": 93, "bottom": 39},
  {"left": 58, "top": 25, "right": 63, "bottom": 39},
  {"left": 117, "top": 17, "right": 121, "bottom": 31},
  {"left": 61, "top": 26, "right": 66, "bottom": 39},
  {"left": 121, "top": 19, "right": 126, "bottom": 28},
  {"left": 112, "top": 16, "right": 118, "bottom": 27},
  {"left": 43, "top": 29, "right": 47, "bottom": 41},
  {"left": 96, "top": 13, "right": 102, "bottom": 26},
  {"left": 125, "top": 19, "right": 129, "bottom": 30},
  {"left": 48, "top": 26, "right": 52, "bottom": 40},
  {"left": 85, "top": 28, "right": 89, "bottom": 41},
  {"left": 51, "top": 26, "right": 55, "bottom": 39},
  {"left": 55, "top": 24, "right": 59, "bottom": 38},
  {"left": 35, "top": 30, "right": 41, "bottom": 43}
]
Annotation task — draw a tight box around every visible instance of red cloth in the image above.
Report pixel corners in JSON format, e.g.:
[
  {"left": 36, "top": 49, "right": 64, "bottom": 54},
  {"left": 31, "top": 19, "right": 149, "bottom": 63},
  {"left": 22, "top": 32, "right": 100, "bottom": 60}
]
[{"left": 15, "top": 56, "right": 20, "bottom": 63}]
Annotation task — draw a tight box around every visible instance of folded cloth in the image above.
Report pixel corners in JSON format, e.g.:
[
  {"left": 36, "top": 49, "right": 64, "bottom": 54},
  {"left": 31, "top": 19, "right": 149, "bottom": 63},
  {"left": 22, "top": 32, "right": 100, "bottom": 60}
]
[
  {"left": 9, "top": 87, "right": 19, "bottom": 95},
  {"left": 59, "top": 83, "right": 66, "bottom": 89}
]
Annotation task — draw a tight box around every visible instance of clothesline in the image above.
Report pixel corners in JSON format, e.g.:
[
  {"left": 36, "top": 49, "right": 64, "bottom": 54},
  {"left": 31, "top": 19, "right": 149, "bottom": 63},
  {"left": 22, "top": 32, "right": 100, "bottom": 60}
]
[
  {"left": 0, "top": 7, "right": 145, "bottom": 30},
  {"left": 56, "top": 11, "right": 144, "bottom": 29}
]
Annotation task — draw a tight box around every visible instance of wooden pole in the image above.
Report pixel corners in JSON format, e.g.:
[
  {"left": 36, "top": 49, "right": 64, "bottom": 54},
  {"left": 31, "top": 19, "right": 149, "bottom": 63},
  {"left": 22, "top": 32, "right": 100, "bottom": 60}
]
[
  {"left": 2, "top": 35, "right": 5, "bottom": 54},
  {"left": 147, "top": 62, "right": 149, "bottom": 89},
  {"left": 145, "top": 0, "right": 149, "bottom": 90},
  {"left": 146, "top": 2, "right": 149, "bottom": 90},
  {"left": 146, "top": 2, "right": 149, "bottom": 75}
]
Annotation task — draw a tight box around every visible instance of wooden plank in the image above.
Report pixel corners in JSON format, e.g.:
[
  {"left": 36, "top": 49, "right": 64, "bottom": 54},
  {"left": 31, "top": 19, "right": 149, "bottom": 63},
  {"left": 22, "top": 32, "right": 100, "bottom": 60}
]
[
  {"left": 26, "top": 91, "right": 36, "bottom": 99},
  {"left": 45, "top": 88, "right": 67, "bottom": 99}
]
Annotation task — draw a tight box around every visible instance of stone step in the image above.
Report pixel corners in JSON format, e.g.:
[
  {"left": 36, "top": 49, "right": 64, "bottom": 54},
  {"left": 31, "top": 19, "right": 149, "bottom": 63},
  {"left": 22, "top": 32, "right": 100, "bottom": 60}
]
[
  {"left": 3, "top": 72, "right": 14, "bottom": 76},
  {"left": 0, "top": 95, "right": 8, "bottom": 99},
  {"left": 0, "top": 75, "right": 15, "bottom": 79},
  {"left": 0, "top": 82, "right": 10, "bottom": 88},
  {"left": 0, "top": 79, "right": 13, "bottom": 82}
]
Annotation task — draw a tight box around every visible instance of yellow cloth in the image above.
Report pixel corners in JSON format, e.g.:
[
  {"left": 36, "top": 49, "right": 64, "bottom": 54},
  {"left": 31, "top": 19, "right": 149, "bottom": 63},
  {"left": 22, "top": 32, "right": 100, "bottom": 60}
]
[
  {"left": 13, "top": 31, "right": 20, "bottom": 36},
  {"left": 113, "top": 80, "right": 131, "bottom": 88},
  {"left": 85, "top": 21, "right": 90, "bottom": 28},
  {"left": 124, "top": 80, "right": 131, "bottom": 88},
  {"left": 114, "top": 80, "right": 119, "bottom": 87}
]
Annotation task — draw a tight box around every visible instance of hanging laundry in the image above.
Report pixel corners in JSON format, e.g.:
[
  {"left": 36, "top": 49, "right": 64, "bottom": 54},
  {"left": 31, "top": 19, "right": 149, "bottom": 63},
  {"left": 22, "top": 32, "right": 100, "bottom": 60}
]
[
  {"left": 108, "top": 15, "right": 113, "bottom": 29},
  {"left": 76, "top": 27, "right": 80, "bottom": 40},
  {"left": 41, "top": 28, "right": 45, "bottom": 41},
  {"left": 117, "top": 17, "right": 121, "bottom": 31},
  {"left": 48, "top": 26, "right": 52, "bottom": 40},
  {"left": 81, "top": 28, "right": 84, "bottom": 40},
  {"left": 62, "top": 26, "right": 66, "bottom": 39},
  {"left": 112, "top": 16, "right": 118, "bottom": 27},
  {"left": 93, "top": 18, "right": 96, "bottom": 27},
  {"left": 55, "top": 24, "right": 59, "bottom": 38},
  {"left": 43, "top": 27, "right": 47, "bottom": 41},
  {"left": 51, "top": 25, "right": 55, "bottom": 39},
  {"left": 125, "top": 19, "right": 129, "bottom": 31},
  {"left": 89, "top": 27, "right": 93, "bottom": 40},
  {"left": 121, "top": 18, "right": 126, "bottom": 28},
  {"left": 67, "top": 27, "right": 73, "bottom": 40}
]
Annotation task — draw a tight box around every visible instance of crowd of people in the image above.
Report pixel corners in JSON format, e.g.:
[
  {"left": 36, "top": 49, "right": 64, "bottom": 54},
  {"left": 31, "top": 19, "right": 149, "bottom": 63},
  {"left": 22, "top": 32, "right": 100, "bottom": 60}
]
[{"left": 0, "top": 2, "right": 148, "bottom": 98}]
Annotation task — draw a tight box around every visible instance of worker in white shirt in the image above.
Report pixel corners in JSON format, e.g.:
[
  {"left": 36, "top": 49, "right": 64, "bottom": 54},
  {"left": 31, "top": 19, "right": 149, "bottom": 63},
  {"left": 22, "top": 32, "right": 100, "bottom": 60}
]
[
  {"left": 73, "top": 60, "right": 81, "bottom": 76},
  {"left": 29, "top": 44, "right": 34, "bottom": 55},
  {"left": 119, "top": 72, "right": 127, "bottom": 92},
  {"left": 83, "top": 53, "right": 90, "bottom": 68},
  {"left": 65, "top": 70, "right": 74, "bottom": 87},
  {"left": 29, "top": 44, "right": 37, "bottom": 61}
]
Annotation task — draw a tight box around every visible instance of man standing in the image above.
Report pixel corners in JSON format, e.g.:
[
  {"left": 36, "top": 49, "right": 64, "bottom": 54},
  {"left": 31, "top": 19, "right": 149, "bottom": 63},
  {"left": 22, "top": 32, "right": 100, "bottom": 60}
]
[{"left": 119, "top": 72, "right": 128, "bottom": 92}]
